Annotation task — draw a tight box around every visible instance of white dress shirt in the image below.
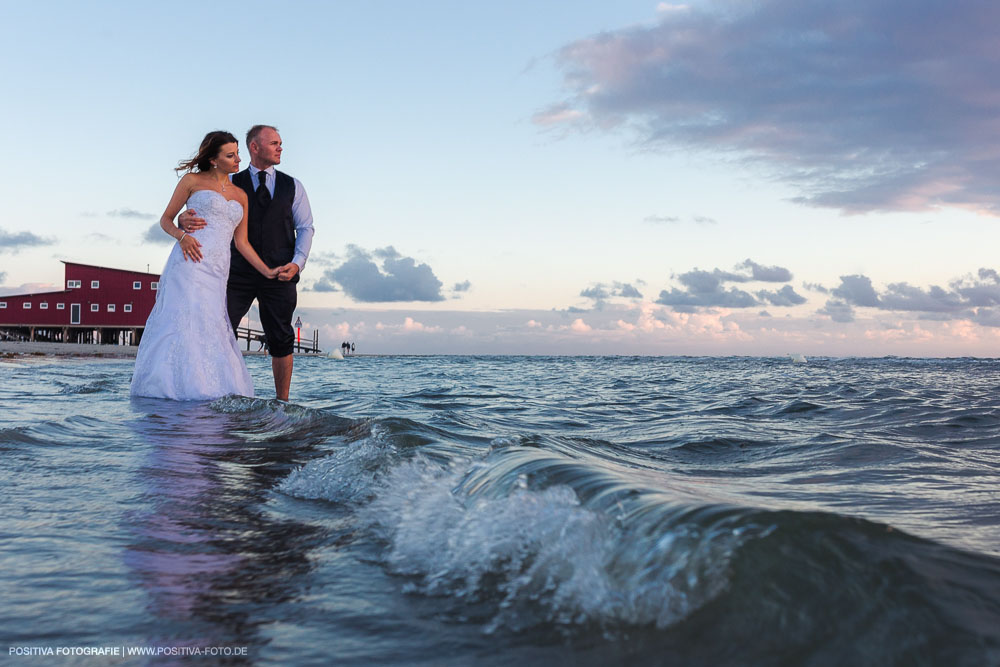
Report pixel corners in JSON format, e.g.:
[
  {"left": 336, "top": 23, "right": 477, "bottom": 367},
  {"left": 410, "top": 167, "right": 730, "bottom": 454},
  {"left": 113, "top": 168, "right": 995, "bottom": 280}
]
[{"left": 238, "top": 165, "right": 315, "bottom": 272}]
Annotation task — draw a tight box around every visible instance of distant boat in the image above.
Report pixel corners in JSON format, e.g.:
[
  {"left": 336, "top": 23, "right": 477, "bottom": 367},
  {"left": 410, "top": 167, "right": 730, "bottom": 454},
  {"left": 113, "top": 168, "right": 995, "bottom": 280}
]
[
  {"left": 327, "top": 348, "right": 344, "bottom": 360},
  {"left": 788, "top": 353, "right": 807, "bottom": 364}
]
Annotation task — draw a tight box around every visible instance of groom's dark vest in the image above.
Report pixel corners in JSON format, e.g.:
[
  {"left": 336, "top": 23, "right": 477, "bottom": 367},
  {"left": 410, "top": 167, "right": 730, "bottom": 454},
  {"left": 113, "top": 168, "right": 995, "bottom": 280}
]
[{"left": 230, "top": 169, "right": 298, "bottom": 282}]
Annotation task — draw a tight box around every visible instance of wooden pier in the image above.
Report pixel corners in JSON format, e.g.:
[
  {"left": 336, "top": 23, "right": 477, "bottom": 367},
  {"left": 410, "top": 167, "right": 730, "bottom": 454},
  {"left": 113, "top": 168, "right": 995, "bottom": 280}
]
[{"left": 235, "top": 324, "right": 321, "bottom": 354}]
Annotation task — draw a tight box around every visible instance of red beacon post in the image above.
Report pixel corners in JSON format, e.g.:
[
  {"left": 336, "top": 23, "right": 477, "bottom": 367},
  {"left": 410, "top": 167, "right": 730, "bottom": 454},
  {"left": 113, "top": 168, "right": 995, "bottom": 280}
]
[{"left": 294, "top": 316, "right": 302, "bottom": 345}]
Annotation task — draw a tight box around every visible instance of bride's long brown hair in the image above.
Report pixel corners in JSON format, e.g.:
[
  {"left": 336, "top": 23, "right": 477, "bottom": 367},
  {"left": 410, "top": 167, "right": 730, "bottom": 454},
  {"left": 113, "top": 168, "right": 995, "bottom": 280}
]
[{"left": 176, "top": 131, "right": 239, "bottom": 173}]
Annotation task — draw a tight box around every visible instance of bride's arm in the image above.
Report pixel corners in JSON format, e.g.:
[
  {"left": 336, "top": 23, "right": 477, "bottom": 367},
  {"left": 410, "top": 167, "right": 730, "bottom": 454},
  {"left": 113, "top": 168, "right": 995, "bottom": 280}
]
[
  {"left": 232, "top": 190, "right": 278, "bottom": 278},
  {"left": 159, "top": 174, "right": 203, "bottom": 262}
]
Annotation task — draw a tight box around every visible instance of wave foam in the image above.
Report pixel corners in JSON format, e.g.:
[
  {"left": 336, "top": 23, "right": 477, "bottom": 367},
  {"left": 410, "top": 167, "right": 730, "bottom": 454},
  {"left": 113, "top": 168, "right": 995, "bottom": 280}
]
[
  {"left": 356, "top": 451, "right": 750, "bottom": 633},
  {"left": 278, "top": 426, "right": 765, "bottom": 633},
  {"left": 210, "top": 396, "right": 357, "bottom": 441},
  {"left": 278, "top": 424, "right": 398, "bottom": 504}
]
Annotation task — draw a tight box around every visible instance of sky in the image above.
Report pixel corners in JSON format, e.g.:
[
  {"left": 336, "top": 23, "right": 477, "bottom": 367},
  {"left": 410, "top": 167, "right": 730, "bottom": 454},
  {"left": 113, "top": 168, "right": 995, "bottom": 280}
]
[{"left": 3, "top": 0, "right": 1000, "bottom": 356}]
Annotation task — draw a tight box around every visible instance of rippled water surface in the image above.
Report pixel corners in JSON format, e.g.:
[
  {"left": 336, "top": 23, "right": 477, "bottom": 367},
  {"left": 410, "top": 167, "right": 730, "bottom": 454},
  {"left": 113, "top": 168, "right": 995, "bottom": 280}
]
[{"left": 2, "top": 355, "right": 999, "bottom": 665}]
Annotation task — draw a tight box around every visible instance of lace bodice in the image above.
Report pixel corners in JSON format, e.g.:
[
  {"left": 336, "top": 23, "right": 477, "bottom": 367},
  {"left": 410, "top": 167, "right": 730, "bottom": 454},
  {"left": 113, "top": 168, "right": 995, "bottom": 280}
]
[{"left": 184, "top": 190, "right": 243, "bottom": 272}]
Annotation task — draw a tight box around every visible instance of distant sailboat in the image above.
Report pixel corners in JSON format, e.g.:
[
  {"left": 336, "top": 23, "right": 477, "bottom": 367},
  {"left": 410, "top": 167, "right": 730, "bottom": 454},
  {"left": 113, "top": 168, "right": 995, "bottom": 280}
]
[{"left": 788, "top": 353, "right": 807, "bottom": 363}]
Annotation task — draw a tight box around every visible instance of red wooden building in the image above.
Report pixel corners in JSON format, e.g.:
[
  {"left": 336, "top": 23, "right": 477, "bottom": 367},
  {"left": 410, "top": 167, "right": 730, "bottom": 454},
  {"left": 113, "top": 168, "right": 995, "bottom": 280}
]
[{"left": 0, "top": 262, "right": 160, "bottom": 345}]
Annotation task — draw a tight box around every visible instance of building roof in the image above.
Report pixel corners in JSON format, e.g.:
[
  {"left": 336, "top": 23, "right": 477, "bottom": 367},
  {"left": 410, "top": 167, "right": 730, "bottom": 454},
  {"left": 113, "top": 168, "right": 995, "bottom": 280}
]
[{"left": 60, "top": 260, "right": 160, "bottom": 277}]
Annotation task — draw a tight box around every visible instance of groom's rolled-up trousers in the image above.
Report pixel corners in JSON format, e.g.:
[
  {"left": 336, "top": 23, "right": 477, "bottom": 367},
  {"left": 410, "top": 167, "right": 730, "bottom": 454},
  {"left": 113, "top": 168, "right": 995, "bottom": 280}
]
[{"left": 227, "top": 275, "right": 297, "bottom": 358}]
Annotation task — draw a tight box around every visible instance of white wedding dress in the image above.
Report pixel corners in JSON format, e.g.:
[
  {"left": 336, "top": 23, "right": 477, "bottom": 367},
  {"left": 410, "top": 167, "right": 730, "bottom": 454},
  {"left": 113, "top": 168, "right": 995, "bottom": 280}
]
[{"left": 131, "top": 190, "right": 254, "bottom": 400}]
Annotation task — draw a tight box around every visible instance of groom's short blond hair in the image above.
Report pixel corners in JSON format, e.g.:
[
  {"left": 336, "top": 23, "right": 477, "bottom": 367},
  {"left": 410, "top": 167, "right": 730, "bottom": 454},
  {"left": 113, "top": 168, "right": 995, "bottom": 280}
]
[{"left": 246, "top": 124, "right": 279, "bottom": 149}]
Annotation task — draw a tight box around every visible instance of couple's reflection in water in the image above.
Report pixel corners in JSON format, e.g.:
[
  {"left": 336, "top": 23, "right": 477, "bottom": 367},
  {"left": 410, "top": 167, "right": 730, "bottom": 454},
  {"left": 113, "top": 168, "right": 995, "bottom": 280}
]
[{"left": 124, "top": 397, "right": 338, "bottom": 658}]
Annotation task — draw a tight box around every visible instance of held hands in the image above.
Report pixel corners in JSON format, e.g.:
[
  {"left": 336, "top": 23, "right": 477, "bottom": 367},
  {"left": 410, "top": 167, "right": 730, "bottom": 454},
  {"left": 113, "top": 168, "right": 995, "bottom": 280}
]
[
  {"left": 275, "top": 263, "right": 300, "bottom": 282},
  {"left": 261, "top": 265, "right": 281, "bottom": 279}
]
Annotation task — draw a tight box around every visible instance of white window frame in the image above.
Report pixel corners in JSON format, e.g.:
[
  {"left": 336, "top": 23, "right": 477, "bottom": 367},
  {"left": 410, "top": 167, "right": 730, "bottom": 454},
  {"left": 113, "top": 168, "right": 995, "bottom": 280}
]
[
  {"left": 0, "top": 302, "right": 6, "bottom": 309},
  {"left": 57, "top": 303, "right": 65, "bottom": 310},
  {"left": 91, "top": 280, "right": 100, "bottom": 289},
  {"left": 107, "top": 304, "right": 116, "bottom": 312},
  {"left": 151, "top": 282, "right": 159, "bottom": 290},
  {"left": 67, "top": 280, "right": 81, "bottom": 289},
  {"left": 90, "top": 304, "right": 99, "bottom": 312},
  {"left": 23, "top": 302, "right": 31, "bottom": 309},
  {"left": 124, "top": 304, "right": 133, "bottom": 313},
  {"left": 40, "top": 302, "right": 48, "bottom": 310},
  {"left": 133, "top": 281, "right": 141, "bottom": 290},
  {"left": 70, "top": 304, "right": 81, "bottom": 324}
]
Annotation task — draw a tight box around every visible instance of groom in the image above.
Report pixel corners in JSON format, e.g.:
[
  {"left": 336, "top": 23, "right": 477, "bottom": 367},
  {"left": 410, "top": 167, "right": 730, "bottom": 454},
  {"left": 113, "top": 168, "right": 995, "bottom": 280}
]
[{"left": 179, "top": 125, "right": 315, "bottom": 401}]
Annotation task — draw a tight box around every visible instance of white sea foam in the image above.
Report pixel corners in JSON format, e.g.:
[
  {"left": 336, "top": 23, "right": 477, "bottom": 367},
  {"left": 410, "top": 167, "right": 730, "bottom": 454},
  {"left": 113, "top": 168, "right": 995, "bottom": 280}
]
[
  {"left": 278, "top": 421, "right": 746, "bottom": 631},
  {"left": 278, "top": 424, "right": 397, "bottom": 504},
  {"left": 353, "top": 453, "right": 742, "bottom": 632}
]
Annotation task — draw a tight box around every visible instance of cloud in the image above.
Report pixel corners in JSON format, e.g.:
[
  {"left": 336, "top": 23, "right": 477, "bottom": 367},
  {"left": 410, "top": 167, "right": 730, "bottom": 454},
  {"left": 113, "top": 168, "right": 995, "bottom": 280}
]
[
  {"left": 740, "top": 259, "right": 792, "bottom": 283},
  {"left": 644, "top": 214, "right": 681, "bottom": 225},
  {"left": 817, "top": 269, "right": 1000, "bottom": 325},
  {"left": 580, "top": 285, "right": 610, "bottom": 301},
  {"left": 374, "top": 317, "right": 443, "bottom": 334},
  {"left": 306, "top": 250, "right": 341, "bottom": 268},
  {"left": 0, "top": 228, "right": 54, "bottom": 254},
  {"left": 830, "top": 275, "right": 881, "bottom": 308},
  {"left": 288, "top": 303, "right": 1000, "bottom": 356},
  {"left": 971, "top": 308, "right": 1000, "bottom": 328},
  {"left": 880, "top": 283, "right": 964, "bottom": 313},
  {"left": 403, "top": 317, "right": 442, "bottom": 333},
  {"left": 818, "top": 300, "right": 856, "bottom": 323},
  {"left": 108, "top": 208, "right": 156, "bottom": 220},
  {"left": 657, "top": 285, "right": 757, "bottom": 311},
  {"left": 317, "top": 245, "right": 444, "bottom": 302},
  {"left": 953, "top": 269, "right": 1000, "bottom": 307},
  {"left": 143, "top": 223, "right": 173, "bottom": 245},
  {"left": 758, "top": 285, "right": 807, "bottom": 307},
  {"left": 803, "top": 282, "right": 830, "bottom": 294},
  {"left": 532, "top": 102, "right": 585, "bottom": 127},
  {"left": 545, "top": 0, "right": 1000, "bottom": 214},
  {"left": 619, "top": 283, "right": 643, "bottom": 298},
  {"left": 580, "top": 281, "right": 645, "bottom": 307},
  {"left": 657, "top": 259, "right": 798, "bottom": 311},
  {"left": 309, "top": 275, "right": 340, "bottom": 293},
  {"left": 0, "top": 282, "right": 60, "bottom": 297},
  {"left": 450, "top": 280, "right": 472, "bottom": 299}
]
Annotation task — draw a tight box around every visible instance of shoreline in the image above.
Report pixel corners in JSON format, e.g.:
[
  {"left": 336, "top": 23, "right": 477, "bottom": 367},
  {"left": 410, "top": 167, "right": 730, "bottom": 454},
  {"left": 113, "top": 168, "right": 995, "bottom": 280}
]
[{"left": 0, "top": 341, "right": 325, "bottom": 359}]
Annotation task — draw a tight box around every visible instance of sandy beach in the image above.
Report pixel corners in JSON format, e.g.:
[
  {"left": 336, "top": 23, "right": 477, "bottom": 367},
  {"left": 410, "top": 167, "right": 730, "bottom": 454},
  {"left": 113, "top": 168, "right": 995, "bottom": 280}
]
[
  {"left": 0, "top": 341, "right": 324, "bottom": 359},
  {"left": 0, "top": 341, "right": 139, "bottom": 358}
]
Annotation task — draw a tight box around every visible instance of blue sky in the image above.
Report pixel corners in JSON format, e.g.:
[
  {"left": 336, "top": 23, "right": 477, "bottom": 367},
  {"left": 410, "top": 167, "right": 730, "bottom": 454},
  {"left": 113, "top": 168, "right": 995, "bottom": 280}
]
[{"left": 3, "top": 0, "right": 1000, "bottom": 355}]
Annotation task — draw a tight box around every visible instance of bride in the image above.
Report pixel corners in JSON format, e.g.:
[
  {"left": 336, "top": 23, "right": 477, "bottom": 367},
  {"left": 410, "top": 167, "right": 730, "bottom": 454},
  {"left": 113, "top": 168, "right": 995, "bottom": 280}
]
[{"left": 131, "top": 131, "right": 277, "bottom": 400}]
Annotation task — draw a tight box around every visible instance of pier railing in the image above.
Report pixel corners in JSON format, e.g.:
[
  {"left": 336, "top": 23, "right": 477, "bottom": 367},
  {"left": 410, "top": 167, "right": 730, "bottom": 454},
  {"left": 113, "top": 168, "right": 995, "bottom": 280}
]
[{"left": 235, "top": 325, "right": 320, "bottom": 354}]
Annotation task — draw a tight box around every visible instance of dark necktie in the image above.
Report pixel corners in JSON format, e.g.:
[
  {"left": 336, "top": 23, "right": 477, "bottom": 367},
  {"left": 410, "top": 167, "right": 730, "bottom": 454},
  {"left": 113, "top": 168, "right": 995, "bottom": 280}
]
[{"left": 257, "top": 170, "right": 272, "bottom": 208}]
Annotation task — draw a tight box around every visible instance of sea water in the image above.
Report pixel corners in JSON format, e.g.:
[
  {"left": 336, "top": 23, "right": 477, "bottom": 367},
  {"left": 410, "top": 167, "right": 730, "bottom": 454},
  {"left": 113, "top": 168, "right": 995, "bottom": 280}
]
[{"left": 1, "top": 355, "right": 999, "bottom": 665}]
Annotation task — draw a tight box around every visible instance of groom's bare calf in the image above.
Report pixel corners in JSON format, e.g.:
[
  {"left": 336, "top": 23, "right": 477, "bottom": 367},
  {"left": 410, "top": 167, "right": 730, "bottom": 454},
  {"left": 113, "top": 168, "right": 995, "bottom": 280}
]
[{"left": 273, "top": 355, "right": 293, "bottom": 401}]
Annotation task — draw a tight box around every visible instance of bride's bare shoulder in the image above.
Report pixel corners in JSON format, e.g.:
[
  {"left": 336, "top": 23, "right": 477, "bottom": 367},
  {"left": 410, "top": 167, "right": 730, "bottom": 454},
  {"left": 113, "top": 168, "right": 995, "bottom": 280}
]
[
  {"left": 171, "top": 171, "right": 198, "bottom": 195},
  {"left": 177, "top": 171, "right": 206, "bottom": 189},
  {"left": 232, "top": 186, "right": 249, "bottom": 204}
]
